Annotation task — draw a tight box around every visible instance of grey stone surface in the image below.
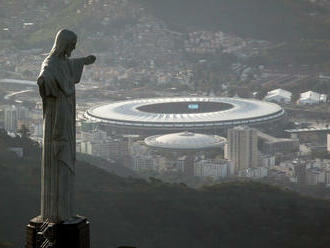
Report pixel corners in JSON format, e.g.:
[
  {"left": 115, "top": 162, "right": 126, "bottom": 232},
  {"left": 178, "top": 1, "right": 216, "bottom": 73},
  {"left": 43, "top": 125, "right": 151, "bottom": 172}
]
[{"left": 37, "top": 29, "right": 95, "bottom": 223}]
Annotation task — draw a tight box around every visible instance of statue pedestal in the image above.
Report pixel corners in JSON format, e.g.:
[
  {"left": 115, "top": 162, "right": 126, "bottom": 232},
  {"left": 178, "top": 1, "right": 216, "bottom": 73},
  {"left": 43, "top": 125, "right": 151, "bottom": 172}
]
[
  {"left": 26, "top": 216, "right": 43, "bottom": 248},
  {"left": 25, "top": 215, "right": 90, "bottom": 248}
]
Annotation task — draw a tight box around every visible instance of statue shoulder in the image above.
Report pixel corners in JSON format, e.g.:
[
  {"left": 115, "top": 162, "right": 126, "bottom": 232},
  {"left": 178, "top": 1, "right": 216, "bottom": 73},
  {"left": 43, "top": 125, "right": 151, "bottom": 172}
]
[
  {"left": 39, "top": 56, "right": 61, "bottom": 80},
  {"left": 37, "top": 56, "right": 61, "bottom": 98},
  {"left": 41, "top": 55, "right": 59, "bottom": 70}
]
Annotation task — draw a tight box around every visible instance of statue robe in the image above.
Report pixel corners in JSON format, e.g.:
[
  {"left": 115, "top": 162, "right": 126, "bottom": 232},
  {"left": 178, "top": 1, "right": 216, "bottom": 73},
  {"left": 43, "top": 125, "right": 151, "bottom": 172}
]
[{"left": 37, "top": 55, "right": 84, "bottom": 222}]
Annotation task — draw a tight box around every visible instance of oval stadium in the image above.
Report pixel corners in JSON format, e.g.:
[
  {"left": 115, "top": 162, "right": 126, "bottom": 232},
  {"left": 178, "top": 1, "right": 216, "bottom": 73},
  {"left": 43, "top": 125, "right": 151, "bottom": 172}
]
[{"left": 85, "top": 97, "right": 285, "bottom": 135}]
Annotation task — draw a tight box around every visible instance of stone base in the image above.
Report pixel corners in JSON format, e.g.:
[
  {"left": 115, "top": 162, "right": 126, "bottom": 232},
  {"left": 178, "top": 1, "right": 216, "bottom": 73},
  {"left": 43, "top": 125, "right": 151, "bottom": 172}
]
[
  {"left": 26, "top": 216, "right": 43, "bottom": 248},
  {"left": 25, "top": 215, "right": 90, "bottom": 248}
]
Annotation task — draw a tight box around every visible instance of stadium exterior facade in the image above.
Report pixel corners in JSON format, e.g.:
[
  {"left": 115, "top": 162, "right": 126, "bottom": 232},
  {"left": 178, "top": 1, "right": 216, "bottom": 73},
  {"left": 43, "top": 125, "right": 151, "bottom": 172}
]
[{"left": 85, "top": 97, "right": 286, "bottom": 135}]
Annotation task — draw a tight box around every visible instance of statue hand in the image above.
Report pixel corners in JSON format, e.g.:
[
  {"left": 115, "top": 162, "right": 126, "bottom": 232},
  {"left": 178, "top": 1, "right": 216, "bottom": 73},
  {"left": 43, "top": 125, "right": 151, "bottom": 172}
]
[{"left": 84, "top": 55, "right": 96, "bottom": 65}]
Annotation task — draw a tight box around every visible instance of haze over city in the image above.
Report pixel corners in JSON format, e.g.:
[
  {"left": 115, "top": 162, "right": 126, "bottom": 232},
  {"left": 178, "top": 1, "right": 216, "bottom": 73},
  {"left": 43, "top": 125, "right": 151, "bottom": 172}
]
[{"left": 1, "top": 0, "right": 330, "bottom": 247}]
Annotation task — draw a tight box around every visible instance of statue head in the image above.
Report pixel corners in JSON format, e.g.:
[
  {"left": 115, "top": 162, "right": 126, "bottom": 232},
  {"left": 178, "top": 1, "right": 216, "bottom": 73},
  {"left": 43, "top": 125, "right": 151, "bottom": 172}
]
[{"left": 49, "top": 29, "right": 77, "bottom": 58}]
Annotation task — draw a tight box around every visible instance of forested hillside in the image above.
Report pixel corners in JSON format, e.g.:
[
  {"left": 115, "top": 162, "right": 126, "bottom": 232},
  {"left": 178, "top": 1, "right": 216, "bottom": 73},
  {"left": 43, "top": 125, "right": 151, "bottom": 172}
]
[
  {"left": 2, "top": 0, "right": 330, "bottom": 67},
  {"left": 2, "top": 0, "right": 330, "bottom": 47},
  {"left": 1, "top": 132, "right": 330, "bottom": 248},
  {"left": 144, "top": 0, "right": 329, "bottom": 41}
]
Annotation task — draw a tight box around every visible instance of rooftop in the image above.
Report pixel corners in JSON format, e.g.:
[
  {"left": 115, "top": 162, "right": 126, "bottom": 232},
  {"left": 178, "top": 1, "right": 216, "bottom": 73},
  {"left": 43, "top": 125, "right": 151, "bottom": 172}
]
[
  {"left": 144, "top": 131, "right": 226, "bottom": 150},
  {"left": 85, "top": 97, "right": 284, "bottom": 128}
]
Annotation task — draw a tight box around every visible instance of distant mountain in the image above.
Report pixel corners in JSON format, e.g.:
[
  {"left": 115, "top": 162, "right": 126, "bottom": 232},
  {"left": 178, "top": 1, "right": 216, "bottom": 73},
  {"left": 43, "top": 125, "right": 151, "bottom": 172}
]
[
  {"left": 142, "top": 0, "right": 330, "bottom": 41},
  {"left": 1, "top": 133, "right": 330, "bottom": 248},
  {"left": 2, "top": 0, "right": 330, "bottom": 68},
  {"left": 1, "top": 0, "right": 330, "bottom": 49}
]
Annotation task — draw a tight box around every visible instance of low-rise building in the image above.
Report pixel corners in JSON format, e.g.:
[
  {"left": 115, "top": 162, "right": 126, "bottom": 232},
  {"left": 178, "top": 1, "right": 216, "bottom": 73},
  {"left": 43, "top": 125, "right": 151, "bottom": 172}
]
[
  {"left": 297, "top": 91, "right": 327, "bottom": 105},
  {"left": 290, "top": 159, "right": 330, "bottom": 185},
  {"left": 294, "top": 163, "right": 306, "bottom": 184},
  {"left": 306, "top": 168, "right": 325, "bottom": 185},
  {"left": 257, "top": 131, "right": 299, "bottom": 155},
  {"left": 238, "top": 167, "right": 268, "bottom": 178},
  {"left": 258, "top": 153, "right": 276, "bottom": 167},
  {"left": 133, "top": 156, "right": 155, "bottom": 171},
  {"left": 7, "top": 147, "right": 24, "bottom": 157},
  {"left": 264, "top": 88, "right": 292, "bottom": 104},
  {"left": 326, "top": 171, "right": 330, "bottom": 187},
  {"left": 194, "top": 159, "right": 234, "bottom": 178}
]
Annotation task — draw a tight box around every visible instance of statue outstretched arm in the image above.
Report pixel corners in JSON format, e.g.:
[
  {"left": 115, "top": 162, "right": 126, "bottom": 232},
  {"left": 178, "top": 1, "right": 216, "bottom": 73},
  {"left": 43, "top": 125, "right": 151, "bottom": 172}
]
[
  {"left": 84, "top": 55, "right": 96, "bottom": 65},
  {"left": 69, "top": 55, "right": 96, "bottom": 84}
]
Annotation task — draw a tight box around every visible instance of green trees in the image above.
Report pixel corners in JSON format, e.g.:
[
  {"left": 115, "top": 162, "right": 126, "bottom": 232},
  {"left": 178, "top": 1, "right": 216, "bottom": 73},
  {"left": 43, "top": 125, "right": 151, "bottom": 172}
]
[
  {"left": 143, "top": 0, "right": 329, "bottom": 41},
  {"left": 1, "top": 133, "right": 330, "bottom": 247},
  {"left": 0, "top": 242, "right": 13, "bottom": 248}
]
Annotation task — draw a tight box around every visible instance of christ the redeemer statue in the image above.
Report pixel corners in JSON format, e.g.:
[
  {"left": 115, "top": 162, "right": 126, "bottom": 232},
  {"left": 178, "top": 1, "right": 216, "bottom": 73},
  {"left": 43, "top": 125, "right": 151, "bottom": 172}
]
[{"left": 37, "top": 29, "right": 95, "bottom": 223}]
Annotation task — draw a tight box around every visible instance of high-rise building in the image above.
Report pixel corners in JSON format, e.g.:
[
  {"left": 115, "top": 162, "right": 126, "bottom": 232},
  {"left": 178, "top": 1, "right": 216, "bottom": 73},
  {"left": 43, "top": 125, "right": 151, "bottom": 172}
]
[
  {"left": 225, "top": 126, "right": 258, "bottom": 173},
  {"left": 4, "top": 105, "right": 18, "bottom": 132},
  {"left": 294, "top": 163, "right": 306, "bottom": 185},
  {"left": 2, "top": 105, "right": 31, "bottom": 132}
]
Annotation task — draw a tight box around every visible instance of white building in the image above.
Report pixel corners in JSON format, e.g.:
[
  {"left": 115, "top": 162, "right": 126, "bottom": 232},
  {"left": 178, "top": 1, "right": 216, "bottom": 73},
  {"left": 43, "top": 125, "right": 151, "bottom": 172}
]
[
  {"left": 80, "top": 137, "right": 125, "bottom": 161},
  {"left": 79, "top": 129, "right": 131, "bottom": 161},
  {"left": 298, "top": 91, "right": 327, "bottom": 105},
  {"left": 160, "top": 157, "right": 187, "bottom": 173},
  {"left": 81, "top": 129, "right": 108, "bottom": 142},
  {"left": 7, "top": 147, "right": 24, "bottom": 157},
  {"left": 306, "top": 169, "right": 325, "bottom": 185},
  {"left": 0, "top": 105, "right": 35, "bottom": 133},
  {"left": 258, "top": 153, "right": 276, "bottom": 168},
  {"left": 264, "top": 88, "right": 292, "bottom": 104},
  {"left": 194, "top": 159, "right": 234, "bottom": 178},
  {"left": 326, "top": 171, "right": 330, "bottom": 187},
  {"left": 133, "top": 156, "right": 155, "bottom": 171},
  {"left": 238, "top": 167, "right": 268, "bottom": 178}
]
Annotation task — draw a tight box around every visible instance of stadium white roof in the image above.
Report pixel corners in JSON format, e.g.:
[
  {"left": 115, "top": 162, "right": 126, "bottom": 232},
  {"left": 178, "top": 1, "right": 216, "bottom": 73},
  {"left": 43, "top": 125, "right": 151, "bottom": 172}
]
[
  {"left": 85, "top": 97, "right": 285, "bottom": 128},
  {"left": 0, "top": 78, "right": 36, "bottom": 86}
]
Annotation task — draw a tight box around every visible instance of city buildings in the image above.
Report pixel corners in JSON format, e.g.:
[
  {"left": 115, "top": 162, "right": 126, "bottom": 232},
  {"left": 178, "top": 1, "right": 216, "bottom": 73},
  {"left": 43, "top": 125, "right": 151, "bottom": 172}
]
[
  {"left": 79, "top": 129, "right": 133, "bottom": 165},
  {"left": 0, "top": 105, "right": 31, "bottom": 132},
  {"left": 291, "top": 159, "right": 330, "bottom": 186}
]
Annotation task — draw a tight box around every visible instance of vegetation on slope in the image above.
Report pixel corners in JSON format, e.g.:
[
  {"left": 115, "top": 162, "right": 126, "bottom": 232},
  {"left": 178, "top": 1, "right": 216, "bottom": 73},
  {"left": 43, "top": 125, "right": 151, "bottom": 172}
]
[
  {"left": 3, "top": 0, "right": 330, "bottom": 44},
  {"left": 1, "top": 132, "right": 330, "bottom": 248},
  {"left": 143, "top": 0, "right": 330, "bottom": 41},
  {"left": 143, "top": 0, "right": 330, "bottom": 66},
  {"left": 3, "top": 0, "right": 330, "bottom": 66}
]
